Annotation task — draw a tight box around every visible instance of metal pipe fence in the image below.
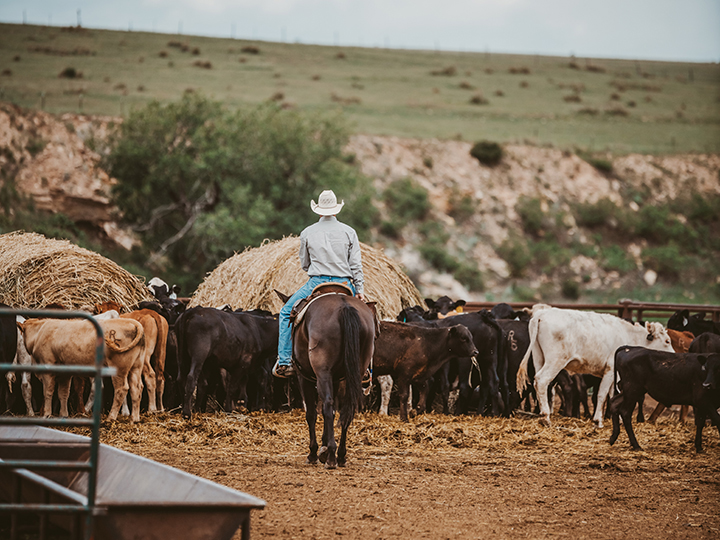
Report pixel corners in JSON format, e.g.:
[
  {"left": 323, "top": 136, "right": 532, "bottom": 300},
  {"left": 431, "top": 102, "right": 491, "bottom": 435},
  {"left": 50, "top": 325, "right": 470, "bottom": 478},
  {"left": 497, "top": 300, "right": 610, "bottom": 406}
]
[{"left": 0, "top": 308, "right": 116, "bottom": 540}]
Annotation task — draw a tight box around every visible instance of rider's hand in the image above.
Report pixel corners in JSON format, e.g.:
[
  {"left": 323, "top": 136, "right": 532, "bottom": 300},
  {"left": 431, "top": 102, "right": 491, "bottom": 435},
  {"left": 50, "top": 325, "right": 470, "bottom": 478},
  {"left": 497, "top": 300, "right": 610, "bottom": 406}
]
[{"left": 356, "top": 292, "right": 366, "bottom": 302}]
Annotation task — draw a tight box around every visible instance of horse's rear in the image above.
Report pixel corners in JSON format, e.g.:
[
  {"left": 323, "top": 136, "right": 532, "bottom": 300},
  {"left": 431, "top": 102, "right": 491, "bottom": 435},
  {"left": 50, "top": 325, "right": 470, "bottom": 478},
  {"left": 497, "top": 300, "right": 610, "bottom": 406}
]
[{"left": 293, "top": 294, "right": 376, "bottom": 469}]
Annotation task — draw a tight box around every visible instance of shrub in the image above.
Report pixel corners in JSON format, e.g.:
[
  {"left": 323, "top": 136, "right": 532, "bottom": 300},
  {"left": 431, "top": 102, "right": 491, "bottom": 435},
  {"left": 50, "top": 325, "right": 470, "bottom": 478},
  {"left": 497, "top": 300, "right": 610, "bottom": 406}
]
[
  {"left": 419, "top": 243, "right": 459, "bottom": 273},
  {"left": 159, "top": 50, "right": 168, "bottom": 58},
  {"left": 193, "top": 60, "right": 212, "bottom": 69},
  {"left": 430, "top": 66, "right": 457, "bottom": 76},
  {"left": 634, "top": 205, "right": 690, "bottom": 244},
  {"left": 564, "top": 94, "right": 581, "bottom": 103},
  {"left": 459, "top": 81, "right": 474, "bottom": 90},
  {"left": 382, "top": 178, "right": 431, "bottom": 224},
  {"left": 515, "top": 196, "right": 545, "bottom": 236},
  {"left": 642, "top": 245, "right": 684, "bottom": 280},
  {"left": 26, "top": 137, "right": 47, "bottom": 157},
  {"left": 497, "top": 236, "right": 531, "bottom": 278},
  {"left": 454, "top": 264, "right": 484, "bottom": 291},
  {"left": 335, "top": 52, "right": 346, "bottom": 59},
  {"left": 573, "top": 198, "right": 619, "bottom": 228},
  {"left": 240, "top": 46, "right": 260, "bottom": 54},
  {"left": 379, "top": 220, "right": 402, "bottom": 239},
  {"left": 470, "top": 141, "right": 502, "bottom": 166},
  {"left": 423, "top": 156, "right": 433, "bottom": 169},
  {"left": 448, "top": 191, "right": 476, "bottom": 223},
  {"left": 601, "top": 244, "right": 635, "bottom": 273},
  {"left": 469, "top": 94, "right": 489, "bottom": 105},
  {"left": 577, "top": 151, "right": 612, "bottom": 174},
  {"left": 191, "top": 47, "right": 201, "bottom": 55},
  {"left": 59, "top": 67, "right": 81, "bottom": 79},
  {"left": 508, "top": 67, "right": 530, "bottom": 75},
  {"left": 561, "top": 279, "right": 580, "bottom": 300},
  {"left": 530, "top": 239, "right": 571, "bottom": 273}
]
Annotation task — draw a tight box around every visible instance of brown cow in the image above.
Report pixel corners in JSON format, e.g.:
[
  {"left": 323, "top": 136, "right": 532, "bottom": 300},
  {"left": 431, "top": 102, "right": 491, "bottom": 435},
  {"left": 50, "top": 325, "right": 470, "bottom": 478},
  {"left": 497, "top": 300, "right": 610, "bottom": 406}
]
[
  {"left": 647, "top": 329, "right": 694, "bottom": 423},
  {"left": 95, "top": 304, "right": 170, "bottom": 413},
  {"left": 373, "top": 321, "right": 478, "bottom": 422},
  {"left": 121, "top": 309, "right": 169, "bottom": 412},
  {"left": 18, "top": 318, "right": 145, "bottom": 422}
]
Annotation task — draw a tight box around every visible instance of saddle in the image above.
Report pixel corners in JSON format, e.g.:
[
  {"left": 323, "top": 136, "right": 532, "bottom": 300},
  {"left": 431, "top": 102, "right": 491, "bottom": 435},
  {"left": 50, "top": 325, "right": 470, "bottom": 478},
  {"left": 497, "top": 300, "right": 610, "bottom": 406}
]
[{"left": 288, "top": 282, "right": 354, "bottom": 326}]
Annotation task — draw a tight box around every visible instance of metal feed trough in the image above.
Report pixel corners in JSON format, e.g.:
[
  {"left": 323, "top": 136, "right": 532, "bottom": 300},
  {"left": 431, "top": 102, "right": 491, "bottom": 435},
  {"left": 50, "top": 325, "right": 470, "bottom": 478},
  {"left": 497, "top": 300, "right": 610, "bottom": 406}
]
[
  {"left": 0, "top": 426, "right": 265, "bottom": 540},
  {"left": 0, "top": 308, "right": 265, "bottom": 540}
]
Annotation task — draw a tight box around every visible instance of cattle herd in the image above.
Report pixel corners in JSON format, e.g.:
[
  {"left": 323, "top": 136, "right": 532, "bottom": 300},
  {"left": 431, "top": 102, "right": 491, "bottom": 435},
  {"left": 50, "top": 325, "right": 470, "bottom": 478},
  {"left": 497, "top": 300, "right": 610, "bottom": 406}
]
[{"left": 1, "top": 281, "right": 719, "bottom": 454}]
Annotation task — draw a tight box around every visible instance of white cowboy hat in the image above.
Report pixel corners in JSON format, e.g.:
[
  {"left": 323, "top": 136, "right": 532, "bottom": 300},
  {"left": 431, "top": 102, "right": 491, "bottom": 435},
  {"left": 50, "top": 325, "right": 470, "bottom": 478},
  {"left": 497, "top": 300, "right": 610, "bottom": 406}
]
[{"left": 311, "top": 189, "right": 344, "bottom": 216}]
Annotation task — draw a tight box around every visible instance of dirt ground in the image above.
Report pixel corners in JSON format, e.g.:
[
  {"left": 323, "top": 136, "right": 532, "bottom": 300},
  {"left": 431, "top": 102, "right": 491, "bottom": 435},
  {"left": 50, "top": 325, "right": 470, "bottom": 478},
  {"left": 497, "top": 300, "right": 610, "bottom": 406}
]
[{"left": 92, "top": 405, "right": 720, "bottom": 540}]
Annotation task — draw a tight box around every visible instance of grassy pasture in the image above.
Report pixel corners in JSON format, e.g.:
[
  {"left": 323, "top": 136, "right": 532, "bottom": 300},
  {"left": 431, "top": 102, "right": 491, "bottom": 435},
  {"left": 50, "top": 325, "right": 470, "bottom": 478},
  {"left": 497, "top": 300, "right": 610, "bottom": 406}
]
[{"left": 0, "top": 22, "right": 719, "bottom": 154}]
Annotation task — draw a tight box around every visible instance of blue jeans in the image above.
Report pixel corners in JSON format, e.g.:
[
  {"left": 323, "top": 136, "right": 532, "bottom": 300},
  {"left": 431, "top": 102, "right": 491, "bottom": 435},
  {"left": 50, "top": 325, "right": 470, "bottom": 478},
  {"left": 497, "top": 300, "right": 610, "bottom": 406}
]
[{"left": 277, "top": 275, "right": 356, "bottom": 366}]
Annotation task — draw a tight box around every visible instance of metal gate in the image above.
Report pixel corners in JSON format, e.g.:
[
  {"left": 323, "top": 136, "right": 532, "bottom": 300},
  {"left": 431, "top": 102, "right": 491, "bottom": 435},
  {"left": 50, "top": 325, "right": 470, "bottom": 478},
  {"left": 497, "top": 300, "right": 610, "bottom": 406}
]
[{"left": 0, "top": 308, "right": 114, "bottom": 540}]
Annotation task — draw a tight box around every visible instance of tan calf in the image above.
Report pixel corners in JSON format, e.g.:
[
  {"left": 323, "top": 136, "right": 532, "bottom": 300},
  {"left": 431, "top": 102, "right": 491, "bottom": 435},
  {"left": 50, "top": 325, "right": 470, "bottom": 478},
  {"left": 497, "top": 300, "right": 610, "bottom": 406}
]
[
  {"left": 120, "top": 309, "right": 169, "bottom": 412},
  {"left": 18, "top": 318, "right": 145, "bottom": 422}
]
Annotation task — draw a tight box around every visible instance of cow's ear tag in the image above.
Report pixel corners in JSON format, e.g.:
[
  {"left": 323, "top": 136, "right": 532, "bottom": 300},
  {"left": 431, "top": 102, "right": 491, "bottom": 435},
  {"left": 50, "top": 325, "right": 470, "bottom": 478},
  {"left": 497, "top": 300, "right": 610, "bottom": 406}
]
[
  {"left": 683, "top": 317, "right": 688, "bottom": 326},
  {"left": 456, "top": 306, "right": 463, "bottom": 313}
]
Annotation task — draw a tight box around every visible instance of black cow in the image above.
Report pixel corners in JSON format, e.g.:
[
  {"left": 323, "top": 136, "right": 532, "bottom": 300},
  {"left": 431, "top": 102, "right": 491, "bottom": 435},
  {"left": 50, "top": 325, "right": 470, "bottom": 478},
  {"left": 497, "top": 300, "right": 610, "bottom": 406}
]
[
  {"left": 690, "top": 332, "right": 720, "bottom": 354},
  {"left": 0, "top": 303, "right": 19, "bottom": 414},
  {"left": 176, "top": 307, "right": 279, "bottom": 418},
  {"left": 425, "top": 296, "right": 466, "bottom": 319},
  {"left": 668, "top": 310, "right": 720, "bottom": 336},
  {"left": 609, "top": 346, "right": 720, "bottom": 452},
  {"left": 373, "top": 321, "right": 477, "bottom": 422}
]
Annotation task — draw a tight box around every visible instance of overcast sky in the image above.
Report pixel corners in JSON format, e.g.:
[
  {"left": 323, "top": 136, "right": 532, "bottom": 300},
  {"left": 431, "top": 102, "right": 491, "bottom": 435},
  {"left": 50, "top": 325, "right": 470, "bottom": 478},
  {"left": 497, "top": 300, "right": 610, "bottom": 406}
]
[{"left": 2, "top": 0, "right": 719, "bottom": 63}]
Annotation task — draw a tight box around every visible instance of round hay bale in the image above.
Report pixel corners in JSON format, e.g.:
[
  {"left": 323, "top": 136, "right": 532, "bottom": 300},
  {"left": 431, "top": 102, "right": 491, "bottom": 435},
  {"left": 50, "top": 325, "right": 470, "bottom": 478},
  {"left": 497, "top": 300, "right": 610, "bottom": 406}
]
[
  {"left": 0, "top": 231, "right": 152, "bottom": 311},
  {"left": 190, "top": 236, "right": 424, "bottom": 320}
]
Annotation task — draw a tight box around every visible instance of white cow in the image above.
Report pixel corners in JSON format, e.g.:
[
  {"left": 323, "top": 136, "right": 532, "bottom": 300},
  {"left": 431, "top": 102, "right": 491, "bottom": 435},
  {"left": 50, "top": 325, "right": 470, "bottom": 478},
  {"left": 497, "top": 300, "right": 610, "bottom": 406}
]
[{"left": 516, "top": 306, "right": 673, "bottom": 428}]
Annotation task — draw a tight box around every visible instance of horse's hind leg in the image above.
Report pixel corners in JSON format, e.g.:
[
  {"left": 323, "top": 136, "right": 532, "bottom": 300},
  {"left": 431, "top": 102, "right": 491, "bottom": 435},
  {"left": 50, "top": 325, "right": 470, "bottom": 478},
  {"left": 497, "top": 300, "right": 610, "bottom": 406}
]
[
  {"left": 300, "top": 377, "right": 319, "bottom": 464},
  {"left": 317, "top": 374, "right": 337, "bottom": 469},
  {"left": 337, "top": 422, "right": 349, "bottom": 468}
]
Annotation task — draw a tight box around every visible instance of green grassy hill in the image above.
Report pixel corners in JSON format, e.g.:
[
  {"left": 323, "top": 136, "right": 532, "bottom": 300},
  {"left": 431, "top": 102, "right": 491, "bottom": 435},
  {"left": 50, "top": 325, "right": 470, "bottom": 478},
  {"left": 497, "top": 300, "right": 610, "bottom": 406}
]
[{"left": 1, "top": 23, "right": 719, "bottom": 154}]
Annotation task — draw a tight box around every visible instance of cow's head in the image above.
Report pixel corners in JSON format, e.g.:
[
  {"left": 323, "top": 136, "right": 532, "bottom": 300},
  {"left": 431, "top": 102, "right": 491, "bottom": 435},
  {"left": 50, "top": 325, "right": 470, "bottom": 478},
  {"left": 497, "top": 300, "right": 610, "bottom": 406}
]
[
  {"left": 698, "top": 353, "right": 720, "bottom": 391},
  {"left": 448, "top": 325, "right": 478, "bottom": 358},
  {"left": 425, "top": 296, "right": 466, "bottom": 319},
  {"left": 645, "top": 321, "right": 673, "bottom": 351},
  {"left": 667, "top": 309, "right": 690, "bottom": 332},
  {"left": 396, "top": 305, "right": 426, "bottom": 323}
]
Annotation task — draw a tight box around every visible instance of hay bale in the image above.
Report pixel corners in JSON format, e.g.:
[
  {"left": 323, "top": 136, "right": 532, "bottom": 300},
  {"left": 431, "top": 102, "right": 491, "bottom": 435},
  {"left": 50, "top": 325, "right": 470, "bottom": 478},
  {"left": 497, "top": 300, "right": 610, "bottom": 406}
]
[
  {"left": 190, "top": 236, "right": 424, "bottom": 320},
  {"left": 0, "top": 231, "right": 152, "bottom": 310}
]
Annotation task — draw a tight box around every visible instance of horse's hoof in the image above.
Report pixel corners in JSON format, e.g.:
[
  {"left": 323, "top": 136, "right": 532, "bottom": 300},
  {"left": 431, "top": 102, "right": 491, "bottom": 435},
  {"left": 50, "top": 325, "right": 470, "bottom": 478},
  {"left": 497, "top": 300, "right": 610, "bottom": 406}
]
[
  {"left": 337, "top": 460, "right": 346, "bottom": 468},
  {"left": 324, "top": 461, "right": 337, "bottom": 470},
  {"left": 539, "top": 415, "right": 551, "bottom": 427},
  {"left": 318, "top": 446, "right": 328, "bottom": 464},
  {"left": 306, "top": 455, "right": 318, "bottom": 465}
]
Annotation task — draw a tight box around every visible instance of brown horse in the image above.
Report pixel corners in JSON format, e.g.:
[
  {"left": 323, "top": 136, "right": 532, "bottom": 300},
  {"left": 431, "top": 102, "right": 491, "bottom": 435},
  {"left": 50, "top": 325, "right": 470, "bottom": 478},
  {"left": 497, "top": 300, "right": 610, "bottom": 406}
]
[{"left": 291, "top": 290, "right": 377, "bottom": 469}]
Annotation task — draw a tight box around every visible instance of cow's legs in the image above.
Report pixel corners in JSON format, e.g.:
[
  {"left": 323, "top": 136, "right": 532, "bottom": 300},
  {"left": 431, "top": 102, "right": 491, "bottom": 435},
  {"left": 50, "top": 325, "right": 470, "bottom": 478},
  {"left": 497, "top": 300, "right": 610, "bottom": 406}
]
[
  {"left": 396, "top": 377, "right": 411, "bottom": 422},
  {"left": 182, "top": 350, "right": 209, "bottom": 419},
  {"left": 533, "top": 362, "right": 566, "bottom": 427},
  {"left": 128, "top": 365, "right": 143, "bottom": 423},
  {"left": 593, "top": 369, "right": 614, "bottom": 428},
  {"left": 41, "top": 374, "right": 55, "bottom": 418},
  {"left": 57, "top": 376, "right": 72, "bottom": 418},
  {"left": 378, "top": 375, "right": 392, "bottom": 415},
  {"left": 316, "top": 373, "right": 337, "bottom": 469},
  {"left": 693, "top": 410, "right": 706, "bottom": 453},
  {"left": 299, "top": 377, "right": 319, "bottom": 464},
  {"left": 108, "top": 374, "right": 130, "bottom": 421},
  {"left": 21, "top": 372, "right": 34, "bottom": 416},
  {"left": 415, "top": 380, "right": 430, "bottom": 416},
  {"left": 608, "top": 393, "right": 623, "bottom": 446},
  {"left": 143, "top": 359, "right": 158, "bottom": 413}
]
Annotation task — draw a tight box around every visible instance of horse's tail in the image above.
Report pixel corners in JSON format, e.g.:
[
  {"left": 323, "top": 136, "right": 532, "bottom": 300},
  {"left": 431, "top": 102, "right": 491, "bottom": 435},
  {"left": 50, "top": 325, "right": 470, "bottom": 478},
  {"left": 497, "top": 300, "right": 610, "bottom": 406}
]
[{"left": 340, "top": 303, "right": 362, "bottom": 426}]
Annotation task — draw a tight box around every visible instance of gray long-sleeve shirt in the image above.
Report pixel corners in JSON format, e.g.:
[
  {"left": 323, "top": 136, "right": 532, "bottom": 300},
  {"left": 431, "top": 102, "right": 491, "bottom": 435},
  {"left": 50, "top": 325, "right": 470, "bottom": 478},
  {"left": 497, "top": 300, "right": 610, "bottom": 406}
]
[{"left": 299, "top": 216, "right": 364, "bottom": 294}]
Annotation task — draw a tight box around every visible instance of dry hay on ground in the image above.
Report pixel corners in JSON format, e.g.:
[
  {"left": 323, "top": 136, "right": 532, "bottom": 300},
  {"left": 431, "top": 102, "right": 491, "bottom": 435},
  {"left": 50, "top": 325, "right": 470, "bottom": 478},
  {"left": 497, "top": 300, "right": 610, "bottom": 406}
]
[
  {"left": 77, "top": 412, "right": 720, "bottom": 540},
  {"left": 0, "top": 231, "right": 152, "bottom": 311},
  {"left": 190, "top": 236, "right": 424, "bottom": 320}
]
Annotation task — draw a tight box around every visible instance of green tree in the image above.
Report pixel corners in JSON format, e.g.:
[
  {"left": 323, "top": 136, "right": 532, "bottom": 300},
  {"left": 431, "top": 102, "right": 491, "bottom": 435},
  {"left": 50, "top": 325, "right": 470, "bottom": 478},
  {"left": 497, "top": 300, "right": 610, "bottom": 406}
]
[{"left": 106, "top": 94, "right": 374, "bottom": 280}]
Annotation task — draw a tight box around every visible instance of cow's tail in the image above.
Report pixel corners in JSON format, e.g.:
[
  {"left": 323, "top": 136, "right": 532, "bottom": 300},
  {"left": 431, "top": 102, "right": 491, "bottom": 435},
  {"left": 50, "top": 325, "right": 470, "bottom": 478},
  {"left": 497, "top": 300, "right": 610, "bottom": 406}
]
[
  {"left": 105, "top": 319, "right": 144, "bottom": 353},
  {"left": 480, "top": 309, "right": 507, "bottom": 401},
  {"left": 340, "top": 303, "right": 362, "bottom": 427},
  {"left": 174, "top": 310, "right": 189, "bottom": 386},
  {"left": 516, "top": 315, "right": 540, "bottom": 393}
]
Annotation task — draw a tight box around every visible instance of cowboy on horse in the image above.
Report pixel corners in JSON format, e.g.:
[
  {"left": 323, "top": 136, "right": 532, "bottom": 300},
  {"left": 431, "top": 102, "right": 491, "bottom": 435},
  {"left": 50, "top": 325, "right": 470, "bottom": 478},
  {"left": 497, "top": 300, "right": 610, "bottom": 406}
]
[{"left": 273, "top": 189, "right": 366, "bottom": 378}]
